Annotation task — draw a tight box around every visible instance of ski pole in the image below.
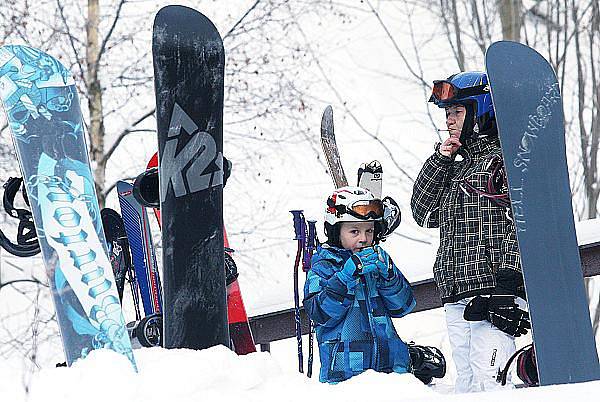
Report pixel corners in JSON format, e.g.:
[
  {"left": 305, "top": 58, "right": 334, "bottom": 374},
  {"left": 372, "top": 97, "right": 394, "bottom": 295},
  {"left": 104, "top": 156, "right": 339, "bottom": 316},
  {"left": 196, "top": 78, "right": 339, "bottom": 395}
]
[
  {"left": 305, "top": 220, "right": 317, "bottom": 378},
  {"left": 290, "top": 210, "right": 306, "bottom": 374}
]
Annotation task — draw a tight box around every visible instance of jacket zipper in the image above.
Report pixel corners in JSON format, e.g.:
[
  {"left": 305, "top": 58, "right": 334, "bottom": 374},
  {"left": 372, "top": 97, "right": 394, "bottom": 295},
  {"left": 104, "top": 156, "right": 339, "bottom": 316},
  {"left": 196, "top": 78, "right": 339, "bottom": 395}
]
[
  {"left": 361, "top": 275, "right": 378, "bottom": 369},
  {"left": 328, "top": 338, "right": 341, "bottom": 373}
]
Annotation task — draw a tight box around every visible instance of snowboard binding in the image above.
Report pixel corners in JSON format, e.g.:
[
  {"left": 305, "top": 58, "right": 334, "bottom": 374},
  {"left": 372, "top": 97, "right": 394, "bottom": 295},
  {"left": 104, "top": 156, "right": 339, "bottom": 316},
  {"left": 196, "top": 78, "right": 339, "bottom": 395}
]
[
  {"left": 380, "top": 196, "right": 401, "bottom": 240},
  {"left": 0, "top": 176, "right": 40, "bottom": 257},
  {"left": 224, "top": 249, "right": 239, "bottom": 286},
  {"left": 128, "top": 313, "right": 163, "bottom": 347},
  {"left": 497, "top": 343, "right": 538, "bottom": 387},
  {"left": 132, "top": 156, "right": 232, "bottom": 209},
  {"left": 133, "top": 167, "right": 159, "bottom": 208},
  {"left": 408, "top": 343, "right": 446, "bottom": 385}
]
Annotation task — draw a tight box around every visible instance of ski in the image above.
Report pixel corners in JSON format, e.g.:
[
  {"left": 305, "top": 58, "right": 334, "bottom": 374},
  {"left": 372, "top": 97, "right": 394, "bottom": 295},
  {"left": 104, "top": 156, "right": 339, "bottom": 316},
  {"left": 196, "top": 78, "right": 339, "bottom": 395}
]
[
  {"left": 153, "top": 5, "right": 228, "bottom": 350},
  {"left": 320, "top": 106, "right": 348, "bottom": 188},
  {"left": 486, "top": 40, "right": 600, "bottom": 385},
  {"left": 0, "top": 44, "right": 136, "bottom": 368},
  {"left": 357, "top": 160, "right": 383, "bottom": 198}
]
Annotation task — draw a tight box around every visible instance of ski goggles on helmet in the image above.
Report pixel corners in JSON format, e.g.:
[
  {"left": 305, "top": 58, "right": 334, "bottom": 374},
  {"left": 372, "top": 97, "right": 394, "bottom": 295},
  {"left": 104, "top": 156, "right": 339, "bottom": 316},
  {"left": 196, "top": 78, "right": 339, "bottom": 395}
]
[
  {"left": 429, "top": 80, "right": 489, "bottom": 105},
  {"left": 328, "top": 198, "right": 384, "bottom": 220}
]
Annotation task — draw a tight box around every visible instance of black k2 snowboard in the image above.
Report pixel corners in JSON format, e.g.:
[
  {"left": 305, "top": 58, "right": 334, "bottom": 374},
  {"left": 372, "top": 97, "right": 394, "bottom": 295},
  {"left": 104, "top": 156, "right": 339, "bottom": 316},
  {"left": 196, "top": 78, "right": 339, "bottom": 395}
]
[
  {"left": 486, "top": 41, "right": 600, "bottom": 385},
  {"left": 153, "top": 5, "right": 228, "bottom": 350}
]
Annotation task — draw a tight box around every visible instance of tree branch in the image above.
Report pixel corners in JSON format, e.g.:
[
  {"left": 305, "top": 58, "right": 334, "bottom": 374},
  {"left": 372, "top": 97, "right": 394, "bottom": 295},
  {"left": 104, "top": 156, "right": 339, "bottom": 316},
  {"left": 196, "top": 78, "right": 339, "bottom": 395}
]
[
  {"left": 223, "top": 0, "right": 261, "bottom": 40},
  {"left": 364, "top": 0, "right": 429, "bottom": 88},
  {"left": 56, "top": 0, "right": 86, "bottom": 86},
  {"left": 94, "top": 0, "right": 126, "bottom": 68},
  {"left": 0, "top": 279, "right": 47, "bottom": 292},
  {"left": 101, "top": 108, "right": 155, "bottom": 165}
]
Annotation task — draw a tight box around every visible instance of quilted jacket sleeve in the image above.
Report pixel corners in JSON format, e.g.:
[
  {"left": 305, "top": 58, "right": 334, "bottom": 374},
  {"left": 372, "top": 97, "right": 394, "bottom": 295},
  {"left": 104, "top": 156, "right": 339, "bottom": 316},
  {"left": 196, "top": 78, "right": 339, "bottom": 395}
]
[
  {"left": 376, "top": 261, "right": 416, "bottom": 318},
  {"left": 303, "top": 256, "right": 355, "bottom": 328},
  {"left": 411, "top": 149, "right": 453, "bottom": 228}
]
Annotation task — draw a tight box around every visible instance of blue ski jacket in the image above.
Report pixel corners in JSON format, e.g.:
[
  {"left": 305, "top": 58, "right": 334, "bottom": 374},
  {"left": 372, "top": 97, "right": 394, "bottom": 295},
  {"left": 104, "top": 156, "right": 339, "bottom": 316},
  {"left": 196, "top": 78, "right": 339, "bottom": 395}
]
[{"left": 303, "top": 244, "right": 416, "bottom": 383}]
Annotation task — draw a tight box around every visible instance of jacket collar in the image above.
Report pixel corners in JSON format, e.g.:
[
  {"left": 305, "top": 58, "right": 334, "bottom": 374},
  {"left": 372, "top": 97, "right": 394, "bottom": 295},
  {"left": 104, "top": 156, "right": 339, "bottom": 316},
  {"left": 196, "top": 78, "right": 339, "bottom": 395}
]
[
  {"left": 460, "top": 135, "right": 500, "bottom": 158},
  {"left": 317, "top": 243, "right": 352, "bottom": 263}
]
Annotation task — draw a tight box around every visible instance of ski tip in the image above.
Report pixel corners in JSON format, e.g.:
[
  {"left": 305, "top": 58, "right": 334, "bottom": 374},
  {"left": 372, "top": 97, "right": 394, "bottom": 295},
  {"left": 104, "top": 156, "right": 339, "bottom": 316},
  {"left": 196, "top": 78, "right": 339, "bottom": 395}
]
[
  {"left": 321, "top": 105, "right": 334, "bottom": 133},
  {"left": 322, "top": 106, "right": 333, "bottom": 122}
]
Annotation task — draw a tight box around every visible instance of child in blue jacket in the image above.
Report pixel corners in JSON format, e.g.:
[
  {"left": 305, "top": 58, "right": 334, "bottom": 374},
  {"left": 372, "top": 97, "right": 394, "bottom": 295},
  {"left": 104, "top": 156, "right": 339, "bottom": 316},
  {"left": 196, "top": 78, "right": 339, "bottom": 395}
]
[{"left": 303, "top": 186, "right": 416, "bottom": 383}]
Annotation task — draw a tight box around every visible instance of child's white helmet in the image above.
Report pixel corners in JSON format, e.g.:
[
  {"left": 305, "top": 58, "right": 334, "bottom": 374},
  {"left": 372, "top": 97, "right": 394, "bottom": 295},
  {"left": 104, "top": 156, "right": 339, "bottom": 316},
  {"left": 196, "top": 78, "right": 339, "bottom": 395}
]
[{"left": 324, "top": 186, "right": 384, "bottom": 225}]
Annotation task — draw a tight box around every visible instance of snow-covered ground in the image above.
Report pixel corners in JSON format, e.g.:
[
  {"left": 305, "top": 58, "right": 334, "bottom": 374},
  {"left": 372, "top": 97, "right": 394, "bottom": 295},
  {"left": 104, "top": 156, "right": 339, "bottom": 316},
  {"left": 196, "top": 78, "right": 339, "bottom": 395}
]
[
  {"left": 2, "top": 343, "right": 600, "bottom": 402},
  {"left": 1, "top": 220, "right": 599, "bottom": 400}
]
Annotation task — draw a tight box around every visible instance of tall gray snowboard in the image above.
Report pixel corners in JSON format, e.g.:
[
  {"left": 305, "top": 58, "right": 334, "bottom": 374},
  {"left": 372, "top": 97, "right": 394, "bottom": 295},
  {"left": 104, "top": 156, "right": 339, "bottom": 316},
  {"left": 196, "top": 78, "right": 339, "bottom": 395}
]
[
  {"left": 486, "top": 40, "right": 600, "bottom": 385},
  {"left": 0, "top": 45, "right": 136, "bottom": 368}
]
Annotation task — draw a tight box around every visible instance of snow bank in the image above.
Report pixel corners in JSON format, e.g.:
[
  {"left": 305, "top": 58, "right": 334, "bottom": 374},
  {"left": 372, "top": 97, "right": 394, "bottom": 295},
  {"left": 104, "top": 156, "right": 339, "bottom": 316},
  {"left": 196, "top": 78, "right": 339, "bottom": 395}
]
[{"left": 2, "top": 345, "right": 599, "bottom": 402}]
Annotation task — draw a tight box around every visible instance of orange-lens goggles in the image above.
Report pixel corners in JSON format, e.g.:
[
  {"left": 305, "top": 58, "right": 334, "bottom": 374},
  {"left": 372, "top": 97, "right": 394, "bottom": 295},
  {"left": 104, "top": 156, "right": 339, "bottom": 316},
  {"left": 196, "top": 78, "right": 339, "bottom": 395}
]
[
  {"left": 431, "top": 80, "right": 457, "bottom": 102},
  {"left": 349, "top": 200, "right": 384, "bottom": 219},
  {"left": 430, "top": 80, "right": 489, "bottom": 104}
]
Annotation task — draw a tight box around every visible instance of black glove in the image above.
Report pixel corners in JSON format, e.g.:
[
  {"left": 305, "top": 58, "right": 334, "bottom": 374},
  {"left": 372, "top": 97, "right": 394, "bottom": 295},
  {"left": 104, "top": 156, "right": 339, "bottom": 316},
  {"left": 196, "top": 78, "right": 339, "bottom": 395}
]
[
  {"left": 463, "top": 295, "right": 530, "bottom": 337},
  {"left": 223, "top": 156, "right": 232, "bottom": 188}
]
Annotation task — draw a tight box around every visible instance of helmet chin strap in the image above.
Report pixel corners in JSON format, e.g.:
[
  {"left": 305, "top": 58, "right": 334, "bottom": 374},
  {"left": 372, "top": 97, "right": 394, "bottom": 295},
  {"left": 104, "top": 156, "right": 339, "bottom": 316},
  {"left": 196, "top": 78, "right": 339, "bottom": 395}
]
[
  {"left": 459, "top": 104, "right": 476, "bottom": 143},
  {"left": 459, "top": 103, "right": 498, "bottom": 144}
]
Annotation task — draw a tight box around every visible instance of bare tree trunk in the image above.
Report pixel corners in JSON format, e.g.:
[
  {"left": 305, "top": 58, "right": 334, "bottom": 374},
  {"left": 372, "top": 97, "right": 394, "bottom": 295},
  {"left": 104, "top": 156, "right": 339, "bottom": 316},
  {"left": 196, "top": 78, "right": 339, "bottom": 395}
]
[
  {"left": 450, "top": 0, "right": 465, "bottom": 70},
  {"left": 497, "top": 0, "right": 522, "bottom": 41},
  {"left": 586, "top": 0, "right": 600, "bottom": 339},
  {"left": 589, "top": 0, "right": 600, "bottom": 218},
  {"left": 86, "top": 0, "right": 106, "bottom": 207}
]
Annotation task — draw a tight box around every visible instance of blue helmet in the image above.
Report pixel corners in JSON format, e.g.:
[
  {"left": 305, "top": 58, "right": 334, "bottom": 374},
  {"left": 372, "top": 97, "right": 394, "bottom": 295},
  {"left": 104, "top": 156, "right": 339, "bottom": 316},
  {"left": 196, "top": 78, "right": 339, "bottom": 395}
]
[{"left": 429, "top": 71, "right": 496, "bottom": 140}]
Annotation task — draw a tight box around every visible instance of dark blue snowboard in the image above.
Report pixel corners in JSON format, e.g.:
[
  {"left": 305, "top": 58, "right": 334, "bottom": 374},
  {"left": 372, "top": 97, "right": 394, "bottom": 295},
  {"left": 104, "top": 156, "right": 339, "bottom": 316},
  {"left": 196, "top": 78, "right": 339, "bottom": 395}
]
[
  {"left": 117, "top": 180, "right": 162, "bottom": 316},
  {"left": 486, "top": 41, "right": 600, "bottom": 385},
  {"left": 153, "top": 5, "right": 228, "bottom": 350}
]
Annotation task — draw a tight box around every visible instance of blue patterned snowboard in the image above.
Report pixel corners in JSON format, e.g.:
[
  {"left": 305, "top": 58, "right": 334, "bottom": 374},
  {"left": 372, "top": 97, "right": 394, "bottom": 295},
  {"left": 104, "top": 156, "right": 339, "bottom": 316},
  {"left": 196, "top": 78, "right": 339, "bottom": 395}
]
[{"left": 0, "top": 44, "right": 136, "bottom": 368}]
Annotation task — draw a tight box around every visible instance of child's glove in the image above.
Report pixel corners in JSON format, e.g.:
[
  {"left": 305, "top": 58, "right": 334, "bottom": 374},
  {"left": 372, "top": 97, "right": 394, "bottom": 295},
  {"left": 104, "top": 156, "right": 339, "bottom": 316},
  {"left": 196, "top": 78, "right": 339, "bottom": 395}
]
[
  {"left": 338, "top": 254, "right": 362, "bottom": 288},
  {"left": 352, "top": 248, "right": 381, "bottom": 275},
  {"left": 373, "top": 246, "right": 394, "bottom": 280},
  {"left": 339, "top": 248, "right": 379, "bottom": 285}
]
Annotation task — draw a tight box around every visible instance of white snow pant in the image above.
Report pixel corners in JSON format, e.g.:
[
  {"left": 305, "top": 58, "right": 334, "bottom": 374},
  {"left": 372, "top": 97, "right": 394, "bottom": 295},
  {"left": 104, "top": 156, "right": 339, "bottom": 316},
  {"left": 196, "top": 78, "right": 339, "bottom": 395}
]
[{"left": 445, "top": 297, "right": 516, "bottom": 393}]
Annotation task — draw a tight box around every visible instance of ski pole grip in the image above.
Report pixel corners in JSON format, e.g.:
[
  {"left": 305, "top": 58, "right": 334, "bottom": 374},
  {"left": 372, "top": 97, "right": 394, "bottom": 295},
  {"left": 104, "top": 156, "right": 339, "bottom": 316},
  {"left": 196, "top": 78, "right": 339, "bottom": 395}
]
[
  {"left": 302, "top": 220, "right": 315, "bottom": 272},
  {"left": 307, "top": 220, "right": 317, "bottom": 248},
  {"left": 290, "top": 210, "right": 305, "bottom": 240}
]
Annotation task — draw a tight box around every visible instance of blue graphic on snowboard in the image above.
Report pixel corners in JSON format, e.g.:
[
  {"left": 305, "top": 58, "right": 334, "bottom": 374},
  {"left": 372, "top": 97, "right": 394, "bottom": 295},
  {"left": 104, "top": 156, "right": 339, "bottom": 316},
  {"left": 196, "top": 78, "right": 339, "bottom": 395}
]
[{"left": 0, "top": 44, "right": 136, "bottom": 368}]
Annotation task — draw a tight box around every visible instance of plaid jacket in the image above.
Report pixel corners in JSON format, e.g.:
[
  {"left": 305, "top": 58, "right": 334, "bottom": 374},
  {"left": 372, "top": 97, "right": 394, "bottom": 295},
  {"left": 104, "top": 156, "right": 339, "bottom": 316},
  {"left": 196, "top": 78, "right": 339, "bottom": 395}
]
[
  {"left": 303, "top": 244, "right": 415, "bottom": 383},
  {"left": 411, "top": 136, "right": 523, "bottom": 303}
]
